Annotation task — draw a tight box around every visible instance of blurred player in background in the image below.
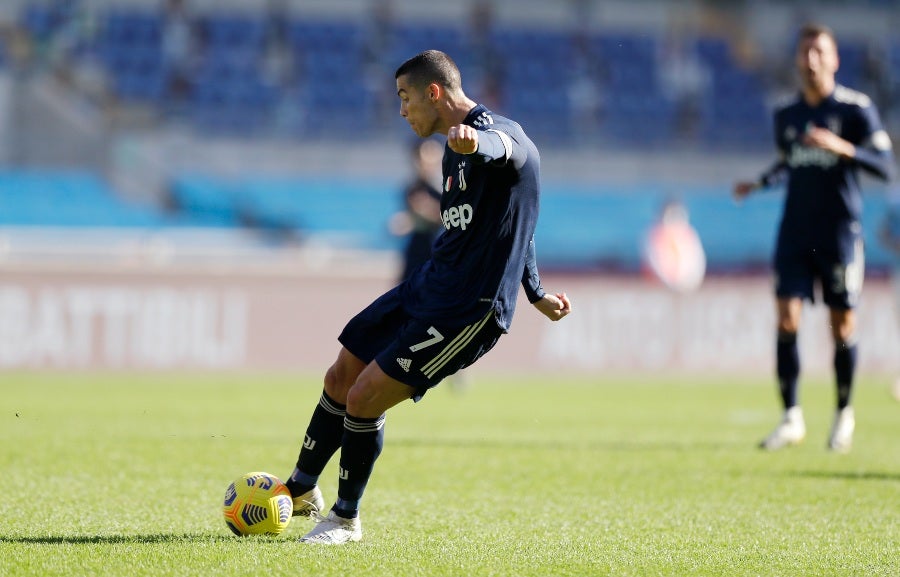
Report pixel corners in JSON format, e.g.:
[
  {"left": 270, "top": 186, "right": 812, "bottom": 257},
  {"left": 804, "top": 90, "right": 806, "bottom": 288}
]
[
  {"left": 642, "top": 198, "right": 706, "bottom": 293},
  {"left": 879, "top": 187, "right": 900, "bottom": 400},
  {"left": 733, "top": 23, "right": 895, "bottom": 452},
  {"left": 389, "top": 137, "right": 444, "bottom": 282},
  {"left": 389, "top": 137, "right": 472, "bottom": 392},
  {"left": 284, "top": 49, "right": 572, "bottom": 544}
]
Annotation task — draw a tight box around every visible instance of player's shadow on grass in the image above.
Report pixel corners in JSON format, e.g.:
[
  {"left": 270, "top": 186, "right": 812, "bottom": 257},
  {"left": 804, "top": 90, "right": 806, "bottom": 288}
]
[
  {"left": 788, "top": 470, "right": 900, "bottom": 482},
  {"left": 0, "top": 534, "right": 240, "bottom": 545},
  {"left": 393, "top": 437, "right": 744, "bottom": 451}
]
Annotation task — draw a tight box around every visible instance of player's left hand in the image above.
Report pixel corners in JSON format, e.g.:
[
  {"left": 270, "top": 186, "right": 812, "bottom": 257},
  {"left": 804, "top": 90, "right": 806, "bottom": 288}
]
[
  {"left": 534, "top": 292, "right": 572, "bottom": 321},
  {"left": 447, "top": 124, "right": 479, "bottom": 154},
  {"left": 732, "top": 180, "right": 759, "bottom": 201},
  {"left": 803, "top": 127, "right": 855, "bottom": 158}
]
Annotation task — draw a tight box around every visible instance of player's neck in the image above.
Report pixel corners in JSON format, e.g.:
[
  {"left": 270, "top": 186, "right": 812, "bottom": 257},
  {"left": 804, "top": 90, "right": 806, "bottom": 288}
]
[
  {"left": 438, "top": 97, "right": 479, "bottom": 134},
  {"left": 802, "top": 80, "right": 834, "bottom": 107},
  {"left": 446, "top": 95, "right": 478, "bottom": 122}
]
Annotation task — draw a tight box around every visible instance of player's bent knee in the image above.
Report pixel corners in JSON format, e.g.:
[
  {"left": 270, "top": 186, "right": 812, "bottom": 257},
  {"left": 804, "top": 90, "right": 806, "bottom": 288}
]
[
  {"left": 323, "top": 350, "right": 366, "bottom": 403},
  {"left": 345, "top": 380, "right": 388, "bottom": 418},
  {"left": 345, "top": 368, "right": 415, "bottom": 418},
  {"left": 777, "top": 319, "right": 799, "bottom": 334},
  {"left": 829, "top": 310, "right": 856, "bottom": 343},
  {"left": 323, "top": 364, "right": 348, "bottom": 402}
]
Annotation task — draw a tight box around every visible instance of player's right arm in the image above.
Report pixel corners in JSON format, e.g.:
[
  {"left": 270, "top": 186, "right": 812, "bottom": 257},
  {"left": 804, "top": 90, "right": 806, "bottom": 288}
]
[
  {"left": 734, "top": 108, "right": 789, "bottom": 201},
  {"left": 448, "top": 123, "right": 517, "bottom": 167},
  {"left": 733, "top": 157, "right": 788, "bottom": 200}
]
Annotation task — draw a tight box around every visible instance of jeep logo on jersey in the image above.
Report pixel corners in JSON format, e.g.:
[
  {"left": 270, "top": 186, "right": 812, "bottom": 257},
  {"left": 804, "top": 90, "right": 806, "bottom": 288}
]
[
  {"left": 787, "top": 143, "right": 838, "bottom": 168},
  {"left": 441, "top": 203, "right": 473, "bottom": 230}
]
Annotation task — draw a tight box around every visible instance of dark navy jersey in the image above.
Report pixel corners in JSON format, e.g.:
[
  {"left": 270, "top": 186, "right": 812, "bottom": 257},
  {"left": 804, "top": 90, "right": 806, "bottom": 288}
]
[
  {"left": 760, "top": 85, "right": 895, "bottom": 254},
  {"left": 399, "top": 104, "right": 543, "bottom": 330}
]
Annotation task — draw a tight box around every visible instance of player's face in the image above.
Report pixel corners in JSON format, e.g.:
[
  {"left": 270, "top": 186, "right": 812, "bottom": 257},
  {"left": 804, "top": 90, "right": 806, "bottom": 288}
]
[
  {"left": 397, "top": 75, "right": 439, "bottom": 137},
  {"left": 796, "top": 33, "right": 839, "bottom": 94}
]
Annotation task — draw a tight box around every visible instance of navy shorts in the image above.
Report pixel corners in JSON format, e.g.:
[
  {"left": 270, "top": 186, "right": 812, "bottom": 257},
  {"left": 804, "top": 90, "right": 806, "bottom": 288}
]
[
  {"left": 774, "top": 236, "right": 865, "bottom": 309},
  {"left": 338, "top": 286, "right": 504, "bottom": 400}
]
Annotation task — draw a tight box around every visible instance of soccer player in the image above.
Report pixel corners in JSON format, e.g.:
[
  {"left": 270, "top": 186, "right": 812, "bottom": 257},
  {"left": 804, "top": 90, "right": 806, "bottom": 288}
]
[
  {"left": 389, "top": 137, "right": 444, "bottom": 282},
  {"left": 285, "top": 49, "right": 572, "bottom": 544},
  {"left": 733, "top": 23, "right": 895, "bottom": 452}
]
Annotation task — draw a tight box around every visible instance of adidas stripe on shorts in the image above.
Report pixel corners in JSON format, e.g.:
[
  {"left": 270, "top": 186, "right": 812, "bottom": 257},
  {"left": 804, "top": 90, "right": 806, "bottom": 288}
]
[{"left": 338, "top": 286, "right": 503, "bottom": 400}]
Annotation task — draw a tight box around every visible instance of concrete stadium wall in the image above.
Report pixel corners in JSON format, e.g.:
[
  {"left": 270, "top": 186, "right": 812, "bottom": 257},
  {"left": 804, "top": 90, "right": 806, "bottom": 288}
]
[{"left": 1, "top": 264, "right": 897, "bottom": 376}]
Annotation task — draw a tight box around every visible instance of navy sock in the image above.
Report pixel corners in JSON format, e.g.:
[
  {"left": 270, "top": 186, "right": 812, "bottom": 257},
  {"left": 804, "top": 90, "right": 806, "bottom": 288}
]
[
  {"left": 776, "top": 331, "right": 800, "bottom": 409},
  {"left": 286, "top": 391, "right": 346, "bottom": 496},
  {"left": 333, "top": 414, "right": 385, "bottom": 519},
  {"left": 834, "top": 339, "right": 857, "bottom": 410}
]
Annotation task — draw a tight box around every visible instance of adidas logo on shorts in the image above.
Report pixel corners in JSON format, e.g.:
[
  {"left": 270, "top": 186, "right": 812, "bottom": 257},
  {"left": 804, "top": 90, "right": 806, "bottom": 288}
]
[{"left": 396, "top": 358, "right": 411, "bottom": 372}]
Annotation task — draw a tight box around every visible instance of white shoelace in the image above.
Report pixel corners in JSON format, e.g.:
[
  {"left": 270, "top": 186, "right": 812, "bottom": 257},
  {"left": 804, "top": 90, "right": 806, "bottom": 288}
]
[{"left": 308, "top": 509, "right": 330, "bottom": 524}]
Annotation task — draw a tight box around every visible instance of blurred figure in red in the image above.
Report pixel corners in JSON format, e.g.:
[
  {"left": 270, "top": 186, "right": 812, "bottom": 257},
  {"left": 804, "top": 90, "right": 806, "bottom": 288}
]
[{"left": 642, "top": 198, "right": 706, "bottom": 294}]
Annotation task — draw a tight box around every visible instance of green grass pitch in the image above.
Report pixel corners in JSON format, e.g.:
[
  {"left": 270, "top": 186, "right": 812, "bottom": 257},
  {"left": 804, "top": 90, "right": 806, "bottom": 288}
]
[{"left": 2, "top": 371, "right": 898, "bottom": 576}]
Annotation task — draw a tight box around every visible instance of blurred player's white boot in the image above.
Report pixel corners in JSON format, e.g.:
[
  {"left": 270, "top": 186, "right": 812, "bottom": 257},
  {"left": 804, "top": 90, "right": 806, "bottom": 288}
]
[
  {"left": 299, "top": 510, "right": 362, "bottom": 544},
  {"left": 292, "top": 486, "right": 325, "bottom": 517},
  {"left": 759, "top": 406, "right": 806, "bottom": 450},
  {"left": 827, "top": 407, "right": 855, "bottom": 453}
]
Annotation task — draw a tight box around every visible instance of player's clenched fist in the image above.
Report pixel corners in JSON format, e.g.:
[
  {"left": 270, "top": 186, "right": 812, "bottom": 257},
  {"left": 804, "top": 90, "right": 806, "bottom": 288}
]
[
  {"left": 447, "top": 124, "right": 479, "bottom": 154},
  {"left": 534, "top": 292, "right": 572, "bottom": 322}
]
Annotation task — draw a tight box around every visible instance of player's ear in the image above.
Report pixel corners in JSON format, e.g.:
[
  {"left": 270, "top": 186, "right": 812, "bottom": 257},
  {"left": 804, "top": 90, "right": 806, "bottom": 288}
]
[{"left": 427, "top": 83, "right": 442, "bottom": 102}]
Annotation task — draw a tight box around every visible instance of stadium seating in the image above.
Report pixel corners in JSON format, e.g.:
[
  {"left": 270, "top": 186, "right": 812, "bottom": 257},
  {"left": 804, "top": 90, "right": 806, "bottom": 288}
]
[
  {"left": 0, "top": 171, "right": 170, "bottom": 228},
  {"left": 19, "top": 2, "right": 829, "bottom": 150},
  {"left": 888, "top": 40, "right": 900, "bottom": 100},
  {"left": 2, "top": 170, "right": 895, "bottom": 272},
  {"left": 98, "top": 10, "right": 168, "bottom": 102},
  {"left": 5, "top": 3, "right": 896, "bottom": 273}
]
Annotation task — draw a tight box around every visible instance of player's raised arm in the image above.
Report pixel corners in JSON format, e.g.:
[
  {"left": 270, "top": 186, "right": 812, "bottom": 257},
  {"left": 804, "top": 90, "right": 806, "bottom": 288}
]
[
  {"left": 448, "top": 123, "right": 517, "bottom": 166},
  {"left": 447, "top": 124, "right": 478, "bottom": 154}
]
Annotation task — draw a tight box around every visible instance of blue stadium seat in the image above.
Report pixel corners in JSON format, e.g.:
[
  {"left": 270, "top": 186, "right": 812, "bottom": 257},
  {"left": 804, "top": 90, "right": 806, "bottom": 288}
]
[
  {"left": 835, "top": 41, "right": 866, "bottom": 88},
  {"left": 486, "top": 28, "right": 574, "bottom": 141},
  {"left": 168, "top": 175, "right": 242, "bottom": 226},
  {"left": 289, "top": 20, "right": 363, "bottom": 53},
  {"left": 0, "top": 171, "right": 172, "bottom": 228},
  {"left": 20, "top": 2, "right": 70, "bottom": 42},
  {"left": 97, "top": 10, "right": 166, "bottom": 102},
  {"left": 388, "top": 22, "right": 468, "bottom": 66},
  {"left": 237, "top": 178, "right": 399, "bottom": 249},
  {"left": 203, "top": 14, "right": 267, "bottom": 51}
]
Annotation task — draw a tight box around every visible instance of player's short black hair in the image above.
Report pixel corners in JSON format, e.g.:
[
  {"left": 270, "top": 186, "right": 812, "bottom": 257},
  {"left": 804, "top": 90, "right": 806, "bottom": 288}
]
[
  {"left": 395, "top": 50, "right": 462, "bottom": 92},
  {"left": 797, "top": 22, "right": 838, "bottom": 51}
]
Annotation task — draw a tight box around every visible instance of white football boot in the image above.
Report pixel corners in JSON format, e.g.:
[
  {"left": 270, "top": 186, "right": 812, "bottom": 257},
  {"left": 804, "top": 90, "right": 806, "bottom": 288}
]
[
  {"left": 827, "top": 407, "right": 855, "bottom": 453},
  {"left": 292, "top": 486, "right": 325, "bottom": 517},
  {"left": 759, "top": 406, "right": 806, "bottom": 450},
  {"left": 299, "top": 510, "right": 362, "bottom": 544}
]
